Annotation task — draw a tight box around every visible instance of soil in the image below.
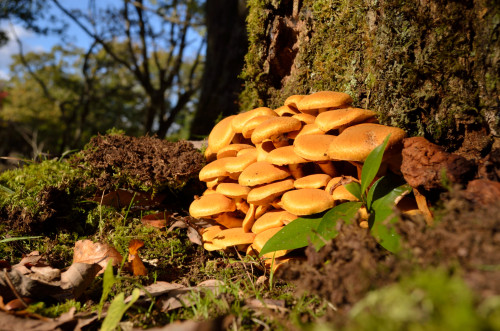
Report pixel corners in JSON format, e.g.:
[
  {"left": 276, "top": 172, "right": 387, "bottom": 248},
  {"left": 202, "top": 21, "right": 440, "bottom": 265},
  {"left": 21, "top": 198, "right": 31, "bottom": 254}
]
[
  {"left": 277, "top": 188, "right": 500, "bottom": 318},
  {"left": 75, "top": 134, "right": 205, "bottom": 192}
]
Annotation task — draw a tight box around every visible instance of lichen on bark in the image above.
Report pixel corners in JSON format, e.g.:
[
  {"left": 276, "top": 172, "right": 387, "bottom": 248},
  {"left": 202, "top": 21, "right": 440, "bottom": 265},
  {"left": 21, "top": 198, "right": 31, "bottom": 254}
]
[{"left": 240, "top": 0, "right": 499, "bottom": 156}]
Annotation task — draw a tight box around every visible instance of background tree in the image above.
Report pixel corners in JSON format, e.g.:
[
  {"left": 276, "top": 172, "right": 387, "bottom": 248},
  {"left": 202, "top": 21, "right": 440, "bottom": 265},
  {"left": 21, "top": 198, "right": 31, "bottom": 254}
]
[
  {"left": 51, "top": 0, "right": 206, "bottom": 138},
  {"left": 189, "top": 0, "right": 248, "bottom": 139}
]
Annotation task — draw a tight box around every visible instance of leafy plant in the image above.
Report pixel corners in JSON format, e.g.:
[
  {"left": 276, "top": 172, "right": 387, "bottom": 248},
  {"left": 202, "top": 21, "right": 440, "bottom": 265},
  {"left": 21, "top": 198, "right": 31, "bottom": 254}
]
[{"left": 261, "top": 135, "right": 411, "bottom": 255}]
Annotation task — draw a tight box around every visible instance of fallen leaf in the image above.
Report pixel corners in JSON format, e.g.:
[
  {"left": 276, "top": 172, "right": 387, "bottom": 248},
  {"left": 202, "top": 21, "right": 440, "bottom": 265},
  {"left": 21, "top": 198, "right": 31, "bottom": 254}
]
[
  {"left": 244, "top": 298, "right": 287, "bottom": 312},
  {"left": 73, "top": 240, "right": 122, "bottom": 273},
  {"left": 60, "top": 263, "right": 102, "bottom": 299},
  {"left": 187, "top": 227, "right": 202, "bottom": 246},
  {"left": 30, "top": 266, "right": 61, "bottom": 282},
  {"left": 141, "top": 212, "right": 169, "bottom": 228},
  {"left": 4, "top": 298, "right": 32, "bottom": 311}
]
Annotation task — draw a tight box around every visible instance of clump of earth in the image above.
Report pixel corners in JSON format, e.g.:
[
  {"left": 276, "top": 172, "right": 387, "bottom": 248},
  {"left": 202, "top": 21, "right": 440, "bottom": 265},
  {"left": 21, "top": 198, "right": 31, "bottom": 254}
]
[{"left": 74, "top": 133, "right": 205, "bottom": 193}]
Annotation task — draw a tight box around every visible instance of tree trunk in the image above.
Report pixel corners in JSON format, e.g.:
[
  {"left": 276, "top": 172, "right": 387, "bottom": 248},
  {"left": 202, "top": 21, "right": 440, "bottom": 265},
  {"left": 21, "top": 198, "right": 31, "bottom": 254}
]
[
  {"left": 189, "top": 0, "right": 248, "bottom": 139},
  {"left": 240, "top": 0, "right": 499, "bottom": 160}
]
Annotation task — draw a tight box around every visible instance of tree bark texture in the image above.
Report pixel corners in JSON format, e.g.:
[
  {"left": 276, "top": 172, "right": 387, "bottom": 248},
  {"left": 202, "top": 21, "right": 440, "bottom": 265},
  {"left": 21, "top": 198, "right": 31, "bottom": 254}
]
[
  {"left": 239, "top": 0, "right": 499, "bottom": 159},
  {"left": 189, "top": 0, "right": 248, "bottom": 139}
]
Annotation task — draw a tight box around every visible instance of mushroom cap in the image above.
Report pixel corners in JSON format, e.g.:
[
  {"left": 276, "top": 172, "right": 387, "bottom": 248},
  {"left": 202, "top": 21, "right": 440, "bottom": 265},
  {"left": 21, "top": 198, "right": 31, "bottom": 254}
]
[
  {"left": 325, "top": 176, "right": 360, "bottom": 201},
  {"left": 238, "top": 161, "right": 290, "bottom": 187},
  {"left": 247, "top": 179, "right": 295, "bottom": 205},
  {"left": 189, "top": 193, "right": 236, "bottom": 218},
  {"left": 292, "top": 113, "right": 316, "bottom": 125},
  {"left": 212, "top": 227, "right": 256, "bottom": 248},
  {"left": 294, "top": 174, "right": 332, "bottom": 189},
  {"left": 252, "top": 210, "right": 297, "bottom": 234},
  {"left": 232, "top": 107, "right": 276, "bottom": 133},
  {"left": 293, "top": 123, "right": 325, "bottom": 139},
  {"left": 199, "top": 158, "right": 229, "bottom": 182},
  {"left": 201, "top": 225, "right": 226, "bottom": 251},
  {"left": 242, "top": 115, "right": 276, "bottom": 139},
  {"left": 315, "top": 108, "right": 377, "bottom": 132},
  {"left": 216, "top": 183, "right": 251, "bottom": 199},
  {"left": 297, "top": 91, "right": 353, "bottom": 114},
  {"left": 266, "top": 146, "right": 308, "bottom": 166},
  {"left": 327, "top": 123, "right": 406, "bottom": 162},
  {"left": 274, "top": 105, "right": 299, "bottom": 117},
  {"left": 251, "top": 117, "right": 302, "bottom": 145},
  {"left": 217, "top": 144, "right": 255, "bottom": 159},
  {"left": 207, "top": 115, "right": 236, "bottom": 153},
  {"left": 284, "top": 95, "right": 305, "bottom": 109},
  {"left": 281, "top": 188, "right": 334, "bottom": 215},
  {"left": 293, "top": 134, "right": 336, "bottom": 161},
  {"left": 224, "top": 149, "right": 258, "bottom": 174}
]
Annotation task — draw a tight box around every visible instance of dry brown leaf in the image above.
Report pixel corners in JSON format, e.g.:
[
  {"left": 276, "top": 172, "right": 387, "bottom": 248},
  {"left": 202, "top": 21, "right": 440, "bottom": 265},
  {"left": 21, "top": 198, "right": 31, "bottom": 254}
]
[
  {"left": 141, "top": 212, "right": 170, "bottom": 228},
  {"left": 73, "top": 240, "right": 122, "bottom": 272},
  {"left": 60, "top": 263, "right": 102, "bottom": 299},
  {"left": 4, "top": 298, "right": 32, "bottom": 311},
  {"left": 244, "top": 298, "right": 287, "bottom": 312}
]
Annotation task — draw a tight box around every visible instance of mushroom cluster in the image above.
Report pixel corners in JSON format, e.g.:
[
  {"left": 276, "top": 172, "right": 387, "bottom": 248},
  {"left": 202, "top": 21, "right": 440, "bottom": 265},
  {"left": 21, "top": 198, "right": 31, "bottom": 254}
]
[{"left": 190, "top": 91, "right": 414, "bottom": 266}]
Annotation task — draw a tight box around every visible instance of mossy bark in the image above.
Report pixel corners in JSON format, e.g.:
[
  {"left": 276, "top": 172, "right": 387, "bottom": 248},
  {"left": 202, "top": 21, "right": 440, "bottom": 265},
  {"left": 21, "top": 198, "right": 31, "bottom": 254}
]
[{"left": 240, "top": 0, "right": 499, "bottom": 157}]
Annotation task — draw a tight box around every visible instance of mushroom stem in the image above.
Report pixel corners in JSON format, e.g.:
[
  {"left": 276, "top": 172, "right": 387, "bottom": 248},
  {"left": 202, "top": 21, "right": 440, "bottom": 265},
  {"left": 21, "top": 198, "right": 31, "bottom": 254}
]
[
  {"left": 413, "top": 188, "right": 434, "bottom": 226},
  {"left": 236, "top": 200, "right": 250, "bottom": 214},
  {"left": 289, "top": 163, "right": 304, "bottom": 179},
  {"left": 317, "top": 161, "right": 339, "bottom": 177},
  {"left": 349, "top": 161, "right": 363, "bottom": 180},
  {"left": 215, "top": 213, "right": 243, "bottom": 228},
  {"left": 242, "top": 203, "right": 257, "bottom": 232},
  {"left": 255, "top": 204, "right": 271, "bottom": 219}
]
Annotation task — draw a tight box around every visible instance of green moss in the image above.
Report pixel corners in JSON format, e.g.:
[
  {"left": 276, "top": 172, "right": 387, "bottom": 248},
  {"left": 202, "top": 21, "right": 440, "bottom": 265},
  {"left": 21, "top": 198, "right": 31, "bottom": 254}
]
[{"left": 342, "top": 268, "right": 500, "bottom": 330}]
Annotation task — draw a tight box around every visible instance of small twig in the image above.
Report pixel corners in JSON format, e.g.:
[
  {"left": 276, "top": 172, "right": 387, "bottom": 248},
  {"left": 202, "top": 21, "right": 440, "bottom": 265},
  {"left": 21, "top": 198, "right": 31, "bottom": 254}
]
[{"left": 2, "top": 269, "right": 28, "bottom": 309}]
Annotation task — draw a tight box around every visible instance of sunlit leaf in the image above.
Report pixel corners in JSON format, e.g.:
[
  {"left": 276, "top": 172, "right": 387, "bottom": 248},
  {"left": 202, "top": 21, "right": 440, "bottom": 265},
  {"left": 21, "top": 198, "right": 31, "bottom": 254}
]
[
  {"left": 361, "top": 135, "right": 390, "bottom": 196},
  {"left": 344, "top": 182, "right": 362, "bottom": 201},
  {"left": 100, "top": 288, "right": 140, "bottom": 331},
  {"left": 366, "top": 174, "right": 406, "bottom": 210},
  {"left": 369, "top": 183, "right": 412, "bottom": 253},
  {"left": 259, "top": 216, "right": 322, "bottom": 256},
  {"left": 98, "top": 260, "right": 116, "bottom": 318},
  {"left": 312, "top": 201, "right": 363, "bottom": 250}
]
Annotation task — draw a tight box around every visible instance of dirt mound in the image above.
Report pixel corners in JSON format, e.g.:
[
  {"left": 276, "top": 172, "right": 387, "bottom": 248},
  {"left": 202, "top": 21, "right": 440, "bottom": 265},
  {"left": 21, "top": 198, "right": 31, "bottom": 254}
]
[
  {"left": 278, "top": 190, "right": 500, "bottom": 315},
  {"left": 74, "top": 134, "right": 205, "bottom": 192}
]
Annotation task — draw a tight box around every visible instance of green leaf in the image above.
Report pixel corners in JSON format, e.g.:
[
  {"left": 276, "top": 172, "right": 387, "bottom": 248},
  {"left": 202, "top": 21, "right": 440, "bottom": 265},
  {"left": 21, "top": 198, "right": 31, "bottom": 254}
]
[
  {"left": 99, "top": 260, "right": 117, "bottom": 318},
  {"left": 360, "top": 135, "right": 391, "bottom": 197},
  {"left": 259, "top": 216, "right": 322, "bottom": 256},
  {"left": 366, "top": 173, "right": 405, "bottom": 210},
  {"left": 100, "top": 288, "right": 140, "bottom": 331},
  {"left": 312, "top": 201, "right": 363, "bottom": 250},
  {"left": 369, "top": 182, "right": 412, "bottom": 253},
  {"left": 344, "top": 182, "right": 362, "bottom": 201}
]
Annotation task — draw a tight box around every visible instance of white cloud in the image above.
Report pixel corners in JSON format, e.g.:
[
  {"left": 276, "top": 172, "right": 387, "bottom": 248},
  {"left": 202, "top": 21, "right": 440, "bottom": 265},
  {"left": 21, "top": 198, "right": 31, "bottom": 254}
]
[
  {"left": 0, "top": 23, "right": 43, "bottom": 79},
  {"left": 0, "top": 69, "right": 9, "bottom": 80}
]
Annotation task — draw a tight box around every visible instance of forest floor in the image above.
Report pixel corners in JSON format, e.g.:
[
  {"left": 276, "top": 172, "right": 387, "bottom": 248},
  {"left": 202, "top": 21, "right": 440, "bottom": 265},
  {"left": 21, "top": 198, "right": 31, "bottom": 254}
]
[{"left": 0, "top": 134, "right": 499, "bottom": 330}]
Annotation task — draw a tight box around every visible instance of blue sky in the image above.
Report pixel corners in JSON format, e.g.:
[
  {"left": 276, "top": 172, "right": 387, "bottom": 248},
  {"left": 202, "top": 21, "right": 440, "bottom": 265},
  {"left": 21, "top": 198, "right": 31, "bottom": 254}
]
[{"left": 0, "top": 0, "right": 112, "bottom": 79}]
